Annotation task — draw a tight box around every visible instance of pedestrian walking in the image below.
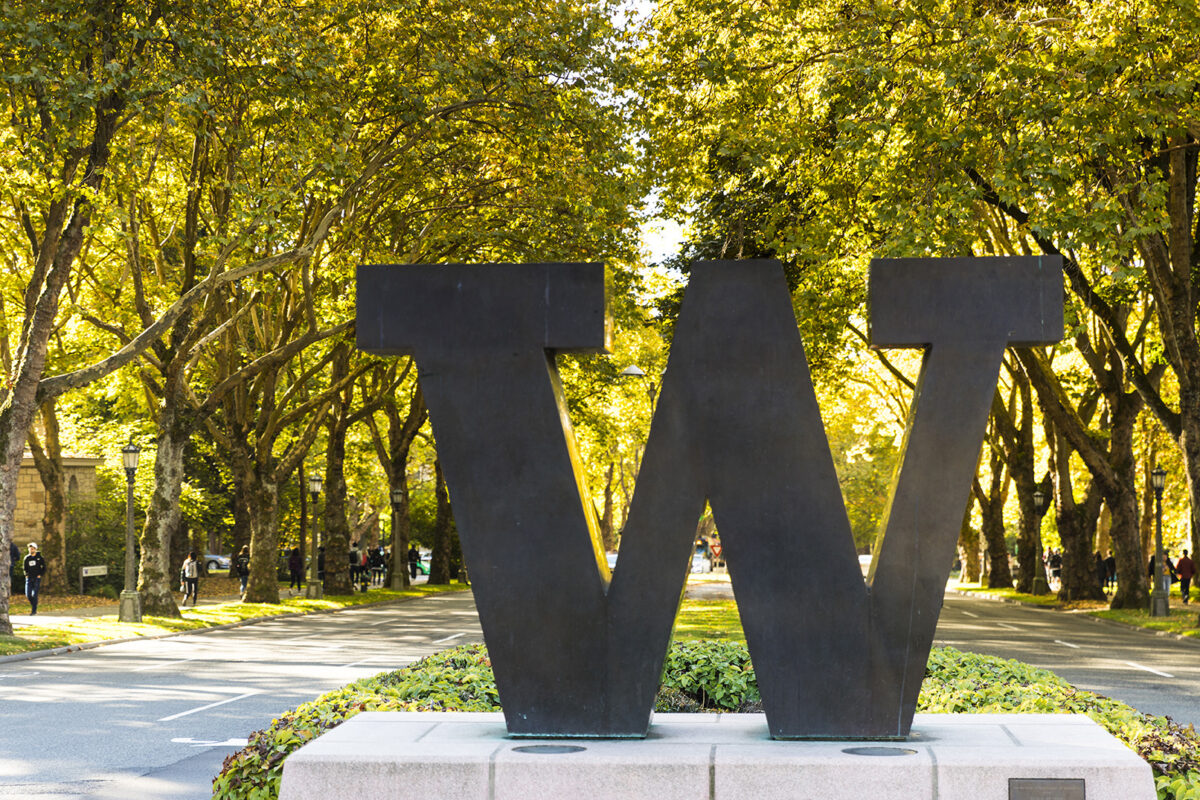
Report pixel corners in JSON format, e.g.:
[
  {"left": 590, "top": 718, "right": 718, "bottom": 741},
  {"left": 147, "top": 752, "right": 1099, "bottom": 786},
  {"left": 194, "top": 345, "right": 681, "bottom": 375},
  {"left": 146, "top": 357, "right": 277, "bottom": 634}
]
[
  {"left": 1048, "top": 549, "right": 1062, "bottom": 588},
  {"left": 1177, "top": 550, "right": 1196, "bottom": 605},
  {"left": 1094, "top": 551, "right": 1107, "bottom": 594},
  {"left": 349, "top": 542, "right": 361, "bottom": 586},
  {"left": 234, "top": 545, "right": 251, "bottom": 597},
  {"left": 1104, "top": 551, "right": 1117, "bottom": 591},
  {"left": 181, "top": 551, "right": 200, "bottom": 606},
  {"left": 370, "top": 547, "right": 385, "bottom": 586},
  {"left": 408, "top": 543, "right": 420, "bottom": 580},
  {"left": 287, "top": 547, "right": 303, "bottom": 592},
  {"left": 23, "top": 542, "right": 47, "bottom": 615}
]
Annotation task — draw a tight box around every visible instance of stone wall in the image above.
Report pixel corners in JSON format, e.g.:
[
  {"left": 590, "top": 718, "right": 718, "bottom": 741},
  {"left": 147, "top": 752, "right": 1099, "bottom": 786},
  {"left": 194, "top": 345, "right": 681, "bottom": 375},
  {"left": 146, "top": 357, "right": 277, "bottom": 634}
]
[{"left": 13, "top": 455, "right": 103, "bottom": 548}]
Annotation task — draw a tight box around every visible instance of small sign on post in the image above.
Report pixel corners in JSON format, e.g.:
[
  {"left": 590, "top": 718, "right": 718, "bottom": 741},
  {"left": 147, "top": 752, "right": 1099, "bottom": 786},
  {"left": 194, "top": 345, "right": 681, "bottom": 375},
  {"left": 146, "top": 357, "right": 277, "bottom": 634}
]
[
  {"left": 709, "top": 542, "right": 724, "bottom": 572},
  {"left": 80, "top": 564, "right": 108, "bottom": 595}
]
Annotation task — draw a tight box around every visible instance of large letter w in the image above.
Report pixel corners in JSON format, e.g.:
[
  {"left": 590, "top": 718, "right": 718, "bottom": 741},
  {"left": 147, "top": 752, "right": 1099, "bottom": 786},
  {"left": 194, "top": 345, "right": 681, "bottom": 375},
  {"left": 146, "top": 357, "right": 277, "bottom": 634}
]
[{"left": 356, "top": 257, "right": 1062, "bottom": 739}]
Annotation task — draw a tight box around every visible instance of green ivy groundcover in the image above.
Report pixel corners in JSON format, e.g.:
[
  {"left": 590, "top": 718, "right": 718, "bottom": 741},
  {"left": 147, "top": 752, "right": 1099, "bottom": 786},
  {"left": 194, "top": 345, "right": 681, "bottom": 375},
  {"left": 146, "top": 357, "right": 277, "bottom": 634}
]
[{"left": 213, "top": 643, "right": 1200, "bottom": 800}]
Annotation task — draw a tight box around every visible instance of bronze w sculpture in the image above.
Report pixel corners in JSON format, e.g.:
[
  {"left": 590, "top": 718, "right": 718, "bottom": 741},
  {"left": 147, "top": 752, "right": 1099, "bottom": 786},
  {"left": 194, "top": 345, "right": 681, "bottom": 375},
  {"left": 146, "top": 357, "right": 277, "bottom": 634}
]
[{"left": 356, "top": 257, "right": 1062, "bottom": 740}]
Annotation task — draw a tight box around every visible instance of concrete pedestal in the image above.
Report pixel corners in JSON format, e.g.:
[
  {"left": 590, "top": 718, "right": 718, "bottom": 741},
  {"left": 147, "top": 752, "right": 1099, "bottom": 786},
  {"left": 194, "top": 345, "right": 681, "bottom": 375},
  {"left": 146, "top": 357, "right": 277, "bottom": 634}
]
[
  {"left": 278, "top": 712, "right": 1154, "bottom": 800},
  {"left": 118, "top": 589, "right": 142, "bottom": 623}
]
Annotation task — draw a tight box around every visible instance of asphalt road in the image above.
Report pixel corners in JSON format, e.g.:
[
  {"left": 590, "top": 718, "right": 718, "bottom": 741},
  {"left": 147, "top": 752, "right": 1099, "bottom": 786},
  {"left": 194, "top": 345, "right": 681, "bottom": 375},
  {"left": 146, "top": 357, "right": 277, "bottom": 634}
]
[
  {"left": 935, "top": 592, "right": 1200, "bottom": 726},
  {"left": 5, "top": 586, "right": 1197, "bottom": 798},
  {"left": 0, "top": 591, "right": 483, "bottom": 799}
]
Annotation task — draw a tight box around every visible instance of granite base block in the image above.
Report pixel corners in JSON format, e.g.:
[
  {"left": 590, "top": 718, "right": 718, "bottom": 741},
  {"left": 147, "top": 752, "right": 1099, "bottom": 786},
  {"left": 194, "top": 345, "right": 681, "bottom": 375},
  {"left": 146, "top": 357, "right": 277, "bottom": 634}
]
[{"left": 278, "top": 712, "right": 1155, "bottom": 800}]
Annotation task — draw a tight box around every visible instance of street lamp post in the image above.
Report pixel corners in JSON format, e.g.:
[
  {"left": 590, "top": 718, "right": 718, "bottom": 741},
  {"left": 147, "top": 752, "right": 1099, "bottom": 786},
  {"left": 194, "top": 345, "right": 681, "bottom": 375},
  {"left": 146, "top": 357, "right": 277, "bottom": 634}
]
[
  {"left": 306, "top": 474, "right": 324, "bottom": 599},
  {"left": 119, "top": 439, "right": 142, "bottom": 622},
  {"left": 1031, "top": 489, "right": 1050, "bottom": 595},
  {"left": 1151, "top": 466, "right": 1169, "bottom": 617},
  {"left": 390, "top": 487, "right": 406, "bottom": 590}
]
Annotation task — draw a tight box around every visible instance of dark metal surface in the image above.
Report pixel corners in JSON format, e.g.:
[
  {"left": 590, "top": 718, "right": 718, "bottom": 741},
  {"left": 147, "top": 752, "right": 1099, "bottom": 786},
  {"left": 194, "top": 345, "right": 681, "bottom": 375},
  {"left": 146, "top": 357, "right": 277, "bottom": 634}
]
[
  {"left": 357, "top": 256, "right": 1062, "bottom": 740},
  {"left": 1008, "top": 778, "right": 1086, "bottom": 800}
]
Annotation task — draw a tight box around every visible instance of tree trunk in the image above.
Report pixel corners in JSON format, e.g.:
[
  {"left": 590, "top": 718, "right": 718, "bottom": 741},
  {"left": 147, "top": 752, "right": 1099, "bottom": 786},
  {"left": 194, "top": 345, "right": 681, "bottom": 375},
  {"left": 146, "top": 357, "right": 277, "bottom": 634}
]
[
  {"left": 1001, "top": 368, "right": 1049, "bottom": 593},
  {"left": 242, "top": 470, "right": 282, "bottom": 604},
  {"left": 1106, "top": 391, "right": 1150, "bottom": 608},
  {"left": 428, "top": 459, "right": 453, "bottom": 584},
  {"left": 298, "top": 463, "right": 308, "bottom": 578},
  {"left": 600, "top": 461, "right": 616, "bottom": 551},
  {"left": 322, "top": 418, "right": 353, "bottom": 596},
  {"left": 1055, "top": 492, "right": 1105, "bottom": 602},
  {"left": 974, "top": 441, "right": 1013, "bottom": 589},
  {"left": 1048, "top": 428, "right": 1105, "bottom": 602},
  {"left": 957, "top": 497, "right": 982, "bottom": 583},
  {"left": 137, "top": 422, "right": 189, "bottom": 617},
  {"left": 980, "top": 498, "right": 1012, "bottom": 588},
  {"left": 0, "top": 237, "right": 77, "bottom": 632},
  {"left": 372, "top": 376, "right": 425, "bottom": 589},
  {"left": 27, "top": 401, "right": 69, "bottom": 594},
  {"left": 388, "top": 477, "right": 412, "bottom": 588},
  {"left": 322, "top": 345, "right": 354, "bottom": 595},
  {"left": 0, "top": 36, "right": 125, "bottom": 632},
  {"left": 1180, "top": 391, "right": 1200, "bottom": 572}
]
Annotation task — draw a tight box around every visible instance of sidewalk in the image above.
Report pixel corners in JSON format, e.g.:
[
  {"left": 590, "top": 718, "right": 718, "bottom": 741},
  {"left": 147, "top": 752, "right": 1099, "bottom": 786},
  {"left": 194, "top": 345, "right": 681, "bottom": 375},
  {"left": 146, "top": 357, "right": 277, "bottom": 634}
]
[
  {"left": 8, "top": 593, "right": 246, "bottom": 628},
  {"left": 2, "top": 575, "right": 441, "bottom": 664}
]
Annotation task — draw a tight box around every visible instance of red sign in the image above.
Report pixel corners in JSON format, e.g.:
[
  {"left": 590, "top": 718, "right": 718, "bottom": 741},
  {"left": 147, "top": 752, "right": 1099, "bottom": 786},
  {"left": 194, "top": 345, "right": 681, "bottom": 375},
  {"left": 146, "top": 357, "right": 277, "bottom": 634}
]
[{"left": 710, "top": 543, "right": 723, "bottom": 559}]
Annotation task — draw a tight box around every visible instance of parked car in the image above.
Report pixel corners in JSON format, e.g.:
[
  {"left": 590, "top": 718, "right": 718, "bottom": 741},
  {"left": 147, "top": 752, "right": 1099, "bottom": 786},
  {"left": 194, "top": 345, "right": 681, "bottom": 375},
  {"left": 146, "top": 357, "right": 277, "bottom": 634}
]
[{"left": 205, "top": 553, "right": 231, "bottom": 572}]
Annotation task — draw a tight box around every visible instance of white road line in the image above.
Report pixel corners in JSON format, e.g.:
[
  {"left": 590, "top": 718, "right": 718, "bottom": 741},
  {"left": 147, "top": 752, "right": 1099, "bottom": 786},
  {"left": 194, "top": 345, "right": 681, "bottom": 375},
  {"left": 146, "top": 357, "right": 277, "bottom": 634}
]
[
  {"left": 368, "top": 618, "right": 394, "bottom": 626},
  {"left": 1126, "top": 661, "right": 1174, "bottom": 679},
  {"left": 1054, "top": 640, "right": 1080, "bottom": 649},
  {"left": 432, "top": 633, "right": 464, "bottom": 644},
  {"left": 134, "top": 657, "right": 200, "bottom": 672},
  {"left": 339, "top": 657, "right": 379, "bottom": 668},
  {"left": 158, "top": 691, "right": 260, "bottom": 722},
  {"left": 960, "top": 611, "right": 979, "bottom": 618},
  {"left": 996, "top": 623, "right": 1020, "bottom": 631}
]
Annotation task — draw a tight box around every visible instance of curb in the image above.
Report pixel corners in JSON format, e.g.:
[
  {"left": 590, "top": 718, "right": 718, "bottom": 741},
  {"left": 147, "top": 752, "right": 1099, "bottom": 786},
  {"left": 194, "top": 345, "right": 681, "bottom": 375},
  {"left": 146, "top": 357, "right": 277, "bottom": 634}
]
[
  {"left": 0, "top": 590, "right": 461, "bottom": 665},
  {"left": 947, "top": 587, "right": 1200, "bottom": 647}
]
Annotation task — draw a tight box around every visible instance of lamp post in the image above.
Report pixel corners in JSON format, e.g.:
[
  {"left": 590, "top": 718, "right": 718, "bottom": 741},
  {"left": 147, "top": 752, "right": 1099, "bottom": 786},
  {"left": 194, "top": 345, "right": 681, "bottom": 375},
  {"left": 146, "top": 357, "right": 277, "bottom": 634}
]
[
  {"left": 620, "top": 364, "right": 659, "bottom": 409},
  {"left": 1031, "top": 489, "right": 1050, "bottom": 595},
  {"left": 119, "top": 439, "right": 142, "bottom": 622},
  {"left": 1150, "top": 466, "right": 1169, "bottom": 617},
  {"left": 390, "top": 487, "right": 406, "bottom": 590},
  {"left": 306, "top": 473, "right": 324, "bottom": 599}
]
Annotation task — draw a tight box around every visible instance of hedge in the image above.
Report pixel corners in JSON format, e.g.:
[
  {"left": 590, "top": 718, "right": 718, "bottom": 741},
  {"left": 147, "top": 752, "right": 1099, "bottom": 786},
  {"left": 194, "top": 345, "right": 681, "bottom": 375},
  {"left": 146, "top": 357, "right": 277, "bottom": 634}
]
[{"left": 212, "top": 643, "right": 1200, "bottom": 800}]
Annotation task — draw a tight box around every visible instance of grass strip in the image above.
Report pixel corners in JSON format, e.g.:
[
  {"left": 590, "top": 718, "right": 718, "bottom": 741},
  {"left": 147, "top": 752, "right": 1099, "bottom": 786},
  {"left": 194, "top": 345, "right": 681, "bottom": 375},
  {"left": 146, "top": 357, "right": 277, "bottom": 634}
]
[
  {"left": 0, "top": 583, "right": 467, "bottom": 657},
  {"left": 953, "top": 580, "right": 1200, "bottom": 637},
  {"left": 1093, "top": 607, "right": 1200, "bottom": 639}
]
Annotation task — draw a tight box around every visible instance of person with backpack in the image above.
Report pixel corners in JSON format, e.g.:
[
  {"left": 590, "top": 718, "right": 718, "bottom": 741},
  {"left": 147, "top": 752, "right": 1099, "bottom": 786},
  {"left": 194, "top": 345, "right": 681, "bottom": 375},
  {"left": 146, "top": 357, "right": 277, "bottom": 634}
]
[
  {"left": 408, "top": 543, "right": 421, "bottom": 580},
  {"left": 23, "top": 542, "right": 47, "bottom": 615},
  {"left": 234, "top": 545, "right": 251, "bottom": 597},
  {"left": 1177, "top": 550, "right": 1196, "bottom": 605},
  {"left": 287, "top": 547, "right": 303, "bottom": 592},
  {"left": 181, "top": 551, "right": 200, "bottom": 606}
]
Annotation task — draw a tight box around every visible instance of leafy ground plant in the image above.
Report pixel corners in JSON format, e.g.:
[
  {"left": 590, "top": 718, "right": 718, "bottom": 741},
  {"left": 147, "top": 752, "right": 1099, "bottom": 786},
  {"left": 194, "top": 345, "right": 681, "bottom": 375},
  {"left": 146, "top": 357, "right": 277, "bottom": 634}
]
[{"left": 212, "top": 642, "right": 1200, "bottom": 800}]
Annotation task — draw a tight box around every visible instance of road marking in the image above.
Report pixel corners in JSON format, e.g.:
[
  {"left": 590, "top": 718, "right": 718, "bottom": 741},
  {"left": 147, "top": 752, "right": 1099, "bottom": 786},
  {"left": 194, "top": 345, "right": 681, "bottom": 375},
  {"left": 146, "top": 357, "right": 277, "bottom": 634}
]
[
  {"left": 960, "top": 611, "right": 979, "bottom": 618},
  {"left": 432, "top": 633, "right": 464, "bottom": 644},
  {"left": 1054, "top": 640, "right": 1080, "bottom": 649},
  {"left": 1126, "top": 661, "right": 1174, "bottom": 679},
  {"left": 996, "top": 623, "right": 1020, "bottom": 631},
  {"left": 0, "top": 671, "right": 39, "bottom": 679},
  {"left": 134, "top": 657, "right": 200, "bottom": 672},
  {"left": 172, "top": 737, "right": 249, "bottom": 747},
  {"left": 340, "top": 657, "right": 381, "bottom": 668},
  {"left": 158, "top": 691, "right": 260, "bottom": 722},
  {"left": 368, "top": 618, "right": 394, "bottom": 626}
]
